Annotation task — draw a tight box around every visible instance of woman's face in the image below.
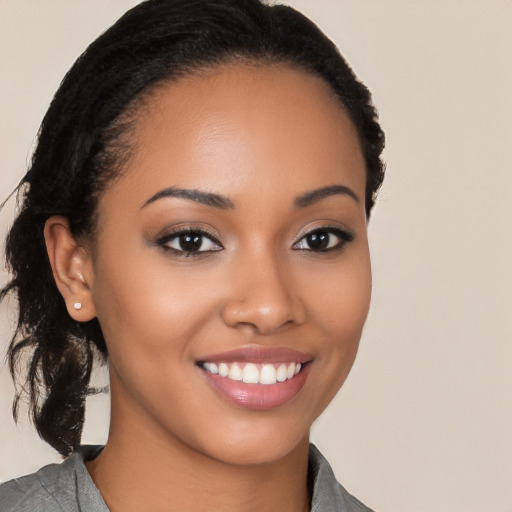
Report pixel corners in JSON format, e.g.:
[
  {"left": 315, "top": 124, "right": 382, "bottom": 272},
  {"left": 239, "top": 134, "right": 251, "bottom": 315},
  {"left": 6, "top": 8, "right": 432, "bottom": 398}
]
[{"left": 86, "top": 64, "right": 371, "bottom": 465}]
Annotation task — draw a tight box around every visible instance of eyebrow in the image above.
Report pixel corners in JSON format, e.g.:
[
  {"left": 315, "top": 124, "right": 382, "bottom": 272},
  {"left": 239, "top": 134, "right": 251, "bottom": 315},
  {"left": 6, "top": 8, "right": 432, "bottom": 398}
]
[
  {"left": 141, "top": 184, "right": 358, "bottom": 211},
  {"left": 294, "top": 184, "right": 360, "bottom": 209},
  {"left": 141, "top": 187, "right": 235, "bottom": 210}
]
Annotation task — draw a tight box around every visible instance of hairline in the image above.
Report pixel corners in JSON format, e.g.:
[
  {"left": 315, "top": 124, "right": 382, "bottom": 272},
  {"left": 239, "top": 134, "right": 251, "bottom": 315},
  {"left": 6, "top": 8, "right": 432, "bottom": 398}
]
[{"left": 86, "top": 56, "right": 360, "bottom": 244}]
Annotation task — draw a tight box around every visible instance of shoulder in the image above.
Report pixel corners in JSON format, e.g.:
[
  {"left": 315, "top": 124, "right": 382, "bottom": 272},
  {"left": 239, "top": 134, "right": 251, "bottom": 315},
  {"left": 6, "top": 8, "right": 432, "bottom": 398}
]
[
  {"left": 0, "top": 461, "right": 67, "bottom": 512},
  {"left": 0, "top": 446, "right": 105, "bottom": 512},
  {"left": 309, "top": 444, "right": 375, "bottom": 512}
]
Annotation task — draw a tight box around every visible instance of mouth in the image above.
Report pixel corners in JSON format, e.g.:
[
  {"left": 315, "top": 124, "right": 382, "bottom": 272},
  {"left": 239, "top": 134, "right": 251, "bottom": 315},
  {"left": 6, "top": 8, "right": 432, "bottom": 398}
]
[
  {"left": 196, "top": 346, "right": 313, "bottom": 410},
  {"left": 198, "top": 361, "right": 304, "bottom": 384}
]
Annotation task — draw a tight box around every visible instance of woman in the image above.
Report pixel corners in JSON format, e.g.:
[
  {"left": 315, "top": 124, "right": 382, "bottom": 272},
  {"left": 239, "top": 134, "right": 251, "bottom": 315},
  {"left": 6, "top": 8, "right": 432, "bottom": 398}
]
[{"left": 0, "top": 0, "right": 384, "bottom": 510}]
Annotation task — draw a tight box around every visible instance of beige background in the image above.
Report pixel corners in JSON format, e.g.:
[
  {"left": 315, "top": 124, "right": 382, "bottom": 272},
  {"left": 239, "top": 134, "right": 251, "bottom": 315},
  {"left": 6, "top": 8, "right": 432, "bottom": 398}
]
[{"left": 1, "top": 1, "right": 511, "bottom": 511}]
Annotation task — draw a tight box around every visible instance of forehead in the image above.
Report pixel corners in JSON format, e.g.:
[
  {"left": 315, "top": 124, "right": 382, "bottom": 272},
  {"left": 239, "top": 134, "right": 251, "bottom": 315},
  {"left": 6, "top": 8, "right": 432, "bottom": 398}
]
[{"left": 98, "top": 63, "right": 366, "bottom": 215}]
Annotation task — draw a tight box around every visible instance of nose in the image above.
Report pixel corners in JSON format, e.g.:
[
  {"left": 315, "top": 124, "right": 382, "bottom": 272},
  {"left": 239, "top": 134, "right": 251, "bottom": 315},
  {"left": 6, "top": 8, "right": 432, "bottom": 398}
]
[{"left": 220, "top": 250, "right": 306, "bottom": 336}]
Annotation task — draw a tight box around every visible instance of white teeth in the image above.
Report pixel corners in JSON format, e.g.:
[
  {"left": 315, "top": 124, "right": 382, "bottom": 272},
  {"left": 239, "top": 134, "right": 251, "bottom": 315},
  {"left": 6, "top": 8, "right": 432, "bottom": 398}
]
[
  {"left": 259, "top": 364, "right": 277, "bottom": 385},
  {"left": 228, "top": 363, "right": 243, "bottom": 381},
  {"left": 242, "top": 363, "right": 259, "bottom": 383},
  {"left": 276, "top": 364, "right": 288, "bottom": 382},
  {"left": 218, "top": 362, "right": 229, "bottom": 377},
  {"left": 202, "top": 361, "right": 304, "bottom": 384}
]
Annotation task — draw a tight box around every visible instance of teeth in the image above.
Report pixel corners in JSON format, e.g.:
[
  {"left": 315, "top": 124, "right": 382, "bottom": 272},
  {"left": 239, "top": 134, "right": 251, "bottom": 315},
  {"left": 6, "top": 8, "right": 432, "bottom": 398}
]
[
  {"left": 218, "top": 362, "right": 229, "bottom": 377},
  {"left": 276, "top": 364, "right": 288, "bottom": 382},
  {"left": 242, "top": 363, "right": 259, "bottom": 383},
  {"left": 228, "top": 363, "right": 243, "bottom": 381},
  {"left": 202, "top": 361, "right": 303, "bottom": 384},
  {"left": 259, "top": 364, "right": 277, "bottom": 385}
]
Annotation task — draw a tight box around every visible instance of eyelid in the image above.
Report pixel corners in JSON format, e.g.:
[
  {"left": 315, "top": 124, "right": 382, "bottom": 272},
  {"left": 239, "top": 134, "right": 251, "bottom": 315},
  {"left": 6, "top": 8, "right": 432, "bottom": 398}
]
[
  {"left": 156, "top": 226, "right": 220, "bottom": 242},
  {"left": 292, "top": 225, "right": 355, "bottom": 251},
  {"left": 293, "top": 223, "right": 354, "bottom": 242},
  {"left": 154, "top": 226, "right": 223, "bottom": 255}
]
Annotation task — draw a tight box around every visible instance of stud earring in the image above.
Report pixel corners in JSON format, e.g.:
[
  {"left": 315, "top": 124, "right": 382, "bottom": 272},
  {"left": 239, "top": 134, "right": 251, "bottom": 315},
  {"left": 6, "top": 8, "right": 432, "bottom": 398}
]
[{"left": 73, "top": 302, "right": 82, "bottom": 310}]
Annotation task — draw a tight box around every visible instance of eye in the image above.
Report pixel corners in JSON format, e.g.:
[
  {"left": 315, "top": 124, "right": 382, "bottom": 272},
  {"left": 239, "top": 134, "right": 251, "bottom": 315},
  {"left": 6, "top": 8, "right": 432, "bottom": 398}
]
[
  {"left": 293, "top": 227, "right": 354, "bottom": 252},
  {"left": 156, "top": 229, "right": 222, "bottom": 256}
]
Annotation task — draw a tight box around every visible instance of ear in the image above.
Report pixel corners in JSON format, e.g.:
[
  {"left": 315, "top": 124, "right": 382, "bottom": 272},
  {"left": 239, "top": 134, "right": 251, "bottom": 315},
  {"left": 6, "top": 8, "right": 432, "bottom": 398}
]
[{"left": 44, "top": 216, "right": 96, "bottom": 322}]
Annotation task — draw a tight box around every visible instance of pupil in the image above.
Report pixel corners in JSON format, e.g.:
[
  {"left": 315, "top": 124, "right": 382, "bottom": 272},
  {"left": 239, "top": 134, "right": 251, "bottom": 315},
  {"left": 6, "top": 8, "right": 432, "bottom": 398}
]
[
  {"left": 307, "top": 231, "right": 329, "bottom": 250},
  {"left": 179, "top": 233, "right": 202, "bottom": 251}
]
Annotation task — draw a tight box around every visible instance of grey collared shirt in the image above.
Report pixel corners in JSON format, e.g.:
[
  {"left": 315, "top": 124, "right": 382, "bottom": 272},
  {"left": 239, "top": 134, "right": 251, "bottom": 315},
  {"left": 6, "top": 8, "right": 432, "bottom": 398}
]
[{"left": 0, "top": 444, "right": 374, "bottom": 511}]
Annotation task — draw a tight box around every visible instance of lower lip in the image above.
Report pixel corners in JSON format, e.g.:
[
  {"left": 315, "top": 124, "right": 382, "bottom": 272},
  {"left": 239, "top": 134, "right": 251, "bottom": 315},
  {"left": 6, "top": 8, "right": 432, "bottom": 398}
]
[{"left": 201, "top": 364, "right": 311, "bottom": 410}]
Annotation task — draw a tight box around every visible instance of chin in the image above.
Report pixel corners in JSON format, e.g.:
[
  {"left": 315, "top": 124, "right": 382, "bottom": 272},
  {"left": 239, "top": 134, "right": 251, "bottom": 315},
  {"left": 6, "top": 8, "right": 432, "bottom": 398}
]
[
  {"left": 206, "top": 433, "right": 309, "bottom": 467},
  {"left": 179, "top": 408, "right": 313, "bottom": 467}
]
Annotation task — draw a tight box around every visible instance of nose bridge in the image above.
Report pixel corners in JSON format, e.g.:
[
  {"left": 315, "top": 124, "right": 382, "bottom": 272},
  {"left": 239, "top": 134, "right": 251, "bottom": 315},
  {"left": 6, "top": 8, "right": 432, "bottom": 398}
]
[{"left": 221, "top": 242, "right": 304, "bottom": 334}]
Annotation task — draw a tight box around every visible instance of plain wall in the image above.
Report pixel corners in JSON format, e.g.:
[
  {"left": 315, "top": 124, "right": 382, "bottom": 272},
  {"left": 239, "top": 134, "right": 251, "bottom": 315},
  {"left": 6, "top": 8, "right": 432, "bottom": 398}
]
[{"left": 1, "top": 2, "right": 511, "bottom": 511}]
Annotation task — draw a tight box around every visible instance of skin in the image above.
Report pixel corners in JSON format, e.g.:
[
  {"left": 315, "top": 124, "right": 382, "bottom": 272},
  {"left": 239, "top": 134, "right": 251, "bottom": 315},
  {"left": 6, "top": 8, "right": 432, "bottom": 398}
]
[{"left": 45, "top": 63, "right": 371, "bottom": 512}]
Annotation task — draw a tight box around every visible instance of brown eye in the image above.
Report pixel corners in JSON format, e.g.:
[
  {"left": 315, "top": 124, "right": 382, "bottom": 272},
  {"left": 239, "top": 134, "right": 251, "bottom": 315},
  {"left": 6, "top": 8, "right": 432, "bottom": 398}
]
[
  {"left": 176, "top": 233, "right": 204, "bottom": 252},
  {"left": 157, "top": 230, "right": 222, "bottom": 255},
  {"left": 305, "top": 231, "right": 331, "bottom": 250},
  {"left": 293, "top": 227, "right": 354, "bottom": 252}
]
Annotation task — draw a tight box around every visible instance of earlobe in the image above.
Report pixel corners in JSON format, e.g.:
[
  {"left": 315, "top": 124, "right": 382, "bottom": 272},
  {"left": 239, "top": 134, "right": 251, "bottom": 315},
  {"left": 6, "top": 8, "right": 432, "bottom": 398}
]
[{"left": 44, "top": 216, "right": 96, "bottom": 322}]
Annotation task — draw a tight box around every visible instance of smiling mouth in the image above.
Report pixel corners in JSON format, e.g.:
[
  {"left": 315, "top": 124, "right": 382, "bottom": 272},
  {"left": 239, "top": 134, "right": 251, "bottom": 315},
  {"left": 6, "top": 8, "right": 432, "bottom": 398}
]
[
  {"left": 199, "top": 361, "right": 304, "bottom": 385},
  {"left": 196, "top": 346, "right": 313, "bottom": 410}
]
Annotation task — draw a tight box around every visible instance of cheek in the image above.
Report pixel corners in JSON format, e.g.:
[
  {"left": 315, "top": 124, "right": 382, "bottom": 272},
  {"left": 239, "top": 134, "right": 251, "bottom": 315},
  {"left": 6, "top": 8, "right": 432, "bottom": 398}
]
[
  {"left": 305, "top": 244, "right": 372, "bottom": 390},
  {"left": 92, "top": 265, "right": 215, "bottom": 356},
  {"left": 326, "top": 264, "right": 371, "bottom": 338},
  {"left": 307, "top": 242, "right": 372, "bottom": 335},
  {"left": 89, "top": 257, "right": 215, "bottom": 418}
]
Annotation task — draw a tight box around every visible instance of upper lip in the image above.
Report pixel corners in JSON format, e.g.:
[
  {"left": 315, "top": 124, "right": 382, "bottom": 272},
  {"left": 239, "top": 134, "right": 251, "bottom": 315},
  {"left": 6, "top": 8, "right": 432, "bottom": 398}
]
[{"left": 197, "top": 345, "right": 313, "bottom": 364}]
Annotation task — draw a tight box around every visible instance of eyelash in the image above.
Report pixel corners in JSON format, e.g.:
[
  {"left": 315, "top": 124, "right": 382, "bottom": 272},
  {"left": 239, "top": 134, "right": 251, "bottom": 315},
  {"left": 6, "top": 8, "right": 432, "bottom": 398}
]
[
  {"left": 155, "top": 226, "right": 354, "bottom": 258},
  {"left": 155, "top": 228, "right": 223, "bottom": 258},
  {"left": 292, "top": 226, "right": 354, "bottom": 253}
]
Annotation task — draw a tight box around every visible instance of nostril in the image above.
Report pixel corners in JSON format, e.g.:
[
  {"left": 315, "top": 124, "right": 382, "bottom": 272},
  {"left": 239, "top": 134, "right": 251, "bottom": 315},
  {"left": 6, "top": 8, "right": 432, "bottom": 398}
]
[
  {"left": 220, "top": 299, "right": 305, "bottom": 335},
  {"left": 219, "top": 261, "right": 307, "bottom": 333}
]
